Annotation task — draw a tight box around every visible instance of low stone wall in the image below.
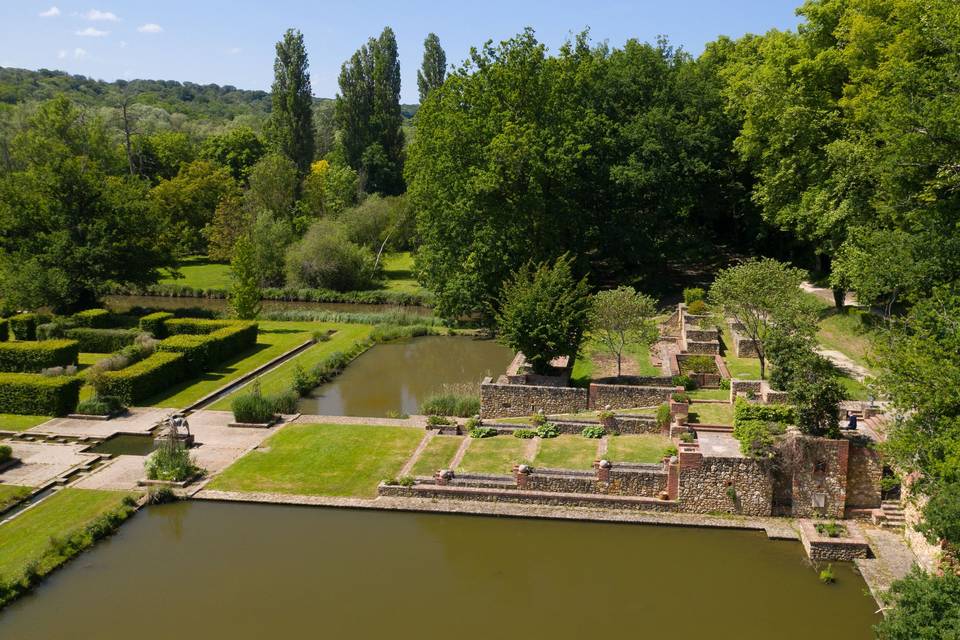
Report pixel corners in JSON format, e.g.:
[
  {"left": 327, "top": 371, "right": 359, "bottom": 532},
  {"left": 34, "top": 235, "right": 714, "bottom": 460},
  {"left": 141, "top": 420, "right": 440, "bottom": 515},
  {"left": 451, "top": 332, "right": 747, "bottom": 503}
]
[
  {"left": 677, "top": 447, "right": 773, "bottom": 517},
  {"left": 480, "top": 378, "right": 588, "bottom": 418},
  {"left": 727, "top": 320, "right": 759, "bottom": 358},
  {"left": 605, "top": 463, "right": 668, "bottom": 497},
  {"left": 846, "top": 441, "right": 882, "bottom": 509},
  {"left": 685, "top": 340, "right": 721, "bottom": 355},
  {"left": 525, "top": 469, "right": 597, "bottom": 495},
  {"left": 610, "top": 415, "right": 662, "bottom": 435},
  {"left": 799, "top": 520, "right": 871, "bottom": 561},
  {"left": 685, "top": 328, "right": 719, "bottom": 343},
  {"left": 592, "top": 375, "right": 673, "bottom": 386},
  {"left": 588, "top": 383, "right": 675, "bottom": 411}
]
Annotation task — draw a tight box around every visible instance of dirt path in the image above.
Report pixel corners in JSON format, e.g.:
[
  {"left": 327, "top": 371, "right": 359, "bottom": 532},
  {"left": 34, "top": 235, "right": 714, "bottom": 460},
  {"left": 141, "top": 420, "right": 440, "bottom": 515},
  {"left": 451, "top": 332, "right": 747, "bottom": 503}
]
[
  {"left": 816, "top": 348, "right": 873, "bottom": 383},
  {"left": 398, "top": 430, "right": 436, "bottom": 477},
  {"left": 593, "top": 352, "right": 640, "bottom": 378},
  {"left": 800, "top": 281, "right": 858, "bottom": 306}
]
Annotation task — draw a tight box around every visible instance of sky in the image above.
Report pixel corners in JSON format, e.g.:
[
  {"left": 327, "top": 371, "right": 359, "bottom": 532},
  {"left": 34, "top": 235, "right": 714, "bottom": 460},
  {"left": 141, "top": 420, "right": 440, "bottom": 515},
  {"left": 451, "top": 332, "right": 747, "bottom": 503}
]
[{"left": 0, "top": 1, "right": 803, "bottom": 103}]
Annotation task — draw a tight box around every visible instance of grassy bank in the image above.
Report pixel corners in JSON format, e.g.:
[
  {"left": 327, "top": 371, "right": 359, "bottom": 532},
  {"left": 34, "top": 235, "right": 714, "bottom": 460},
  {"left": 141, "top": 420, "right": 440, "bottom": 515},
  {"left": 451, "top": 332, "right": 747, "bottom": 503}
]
[
  {"left": 409, "top": 435, "right": 464, "bottom": 476},
  {"left": 0, "top": 414, "right": 51, "bottom": 432},
  {"left": 208, "top": 423, "right": 423, "bottom": 497},
  {"left": 605, "top": 435, "right": 673, "bottom": 463},
  {"left": 534, "top": 435, "right": 600, "bottom": 469}
]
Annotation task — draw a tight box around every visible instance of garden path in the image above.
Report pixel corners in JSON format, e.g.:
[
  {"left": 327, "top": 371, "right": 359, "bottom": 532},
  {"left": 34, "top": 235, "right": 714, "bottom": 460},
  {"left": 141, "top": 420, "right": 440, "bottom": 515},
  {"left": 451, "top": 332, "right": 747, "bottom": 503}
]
[
  {"left": 449, "top": 436, "right": 472, "bottom": 470},
  {"left": 815, "top": 348, "right": 873, "bottom": 383},
  {"left": 856, "top": 526, "right": 919, "bottom": 609},
  {"left": 398, "top": 430, "right": 436, "bottom": 477}
]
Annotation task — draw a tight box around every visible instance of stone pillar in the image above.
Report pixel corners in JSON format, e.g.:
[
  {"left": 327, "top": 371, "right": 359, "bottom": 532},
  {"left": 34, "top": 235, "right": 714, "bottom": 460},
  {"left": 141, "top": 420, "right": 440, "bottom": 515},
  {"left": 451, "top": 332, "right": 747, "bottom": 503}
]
[
  {"left": 436, "top": 469, "right": 454, "bottom": 486},
  {"left": 595, "top": 459, "right": 612, "bottom": 484},
  {"left": 514, "top": 464, "right": 532, "bottom": 489},
  {"left": 666, "top": 458, "right": 679, "bottom": 500}
]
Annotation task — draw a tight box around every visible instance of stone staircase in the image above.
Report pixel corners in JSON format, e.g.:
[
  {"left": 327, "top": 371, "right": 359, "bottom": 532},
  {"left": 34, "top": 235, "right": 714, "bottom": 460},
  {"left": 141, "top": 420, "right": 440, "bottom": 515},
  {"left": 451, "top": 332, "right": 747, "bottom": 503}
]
[{"left": 879, "top": 500, "right": 906, "bottom": 531}]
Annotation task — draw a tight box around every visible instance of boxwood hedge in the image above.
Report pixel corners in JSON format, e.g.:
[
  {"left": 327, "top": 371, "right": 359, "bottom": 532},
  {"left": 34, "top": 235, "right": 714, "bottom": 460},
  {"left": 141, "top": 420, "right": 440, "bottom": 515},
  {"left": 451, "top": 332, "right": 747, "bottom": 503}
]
[
  {"left": 139, "top": 311, "right": 174, "bottom": 338},
  {"left": 164, "top": 318, "right": 235, "bottom": 336},
  {"left": 64, "top": 328, "right": 140, "bottom": 353},
  {"left": 9, "top": 314, "right": 38, "bottom": 341},
  {"left": 0, "top": 339, "right": 80, "bottom": 372},
  {"left": 0, "top": 373, "right": 83, "bottom": 415},
  {"left": 72, "top": 308, "right": 112, "bottom": 328},
  {"left": 158, "top": 322, "right": 257, "bottom": 372},
  {"left": 733, "top": 398, "right": 797, "bottom": 427},
  {"left": 97, "top": 351, "right": 188, "bottom": 405}
]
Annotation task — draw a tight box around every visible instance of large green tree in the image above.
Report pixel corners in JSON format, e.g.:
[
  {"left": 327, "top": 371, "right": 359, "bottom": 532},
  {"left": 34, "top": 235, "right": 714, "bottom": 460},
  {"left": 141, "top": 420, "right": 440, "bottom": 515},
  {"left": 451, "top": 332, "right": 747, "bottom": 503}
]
[
  {"left": 268, "top": 29, "right": 314, "bottom": 174},
  {"left": 417, "top": 33, "right": 446, "bottom": 102},
  {"left": 0, "top": 97, "right": 172, "bottom": 311},
  {"left": 335, "top": 27, "right": 405, "bottom": 195}
]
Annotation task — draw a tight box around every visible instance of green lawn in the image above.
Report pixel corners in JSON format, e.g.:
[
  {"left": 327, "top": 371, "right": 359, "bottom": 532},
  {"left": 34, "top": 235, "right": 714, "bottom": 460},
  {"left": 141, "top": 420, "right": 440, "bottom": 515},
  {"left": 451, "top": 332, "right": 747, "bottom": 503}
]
[
  {"left": 381, "top": 252, "right": 424, "bottom": 294},
  {"left": 720, "top": 323, "right": 762, "bottom": 380},
  {"left": 0, "top": 488, "right": 131, "bottom": 578},
  {"left": 208, "top": 423, "right": 424, "bottom": 498},
  {"left": 208, "top": 323, "right": 373, "bottom": 410},
  {"left": 160, "top": 256, "right": 231, "bottom": 290},
  {"left": 409, "top": 435, "right": 463, "bottom": 476},
  {"left": 688, "top": 388, "right": 730, "bottom": 401},
  {"left": 838, "top": 374, "right": 873, "bottom": 401},
  {"left": 534, "top": 435, "right": 600, "bottom": 470},
  {"left": 0, "top": 414, "right": 51, "bottom": 431},
  {"left": 457, "top": 436, "right": 531, "bottom": 474},
  {"left": 0, "top": 484, "right": 31, "bottom": 511},
  {"left": 817, "top": 309, "right": 877, "bottom": 372},
  {"left": 571, "top": 335, "right": 661, "bottom": 386},
  {"left": 149, "top": 321, "right": 361, "bottom": 409},
  {"left": 688, "top": 402, "right": 734, "bottom": 425},
  {"left": 605, "top": 434, "right": 673, "bottom": 463}
]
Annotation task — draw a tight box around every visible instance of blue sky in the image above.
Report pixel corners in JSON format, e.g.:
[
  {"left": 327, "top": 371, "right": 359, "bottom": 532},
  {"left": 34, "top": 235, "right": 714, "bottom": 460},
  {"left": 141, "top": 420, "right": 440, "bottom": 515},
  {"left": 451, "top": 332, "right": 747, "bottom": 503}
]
[{"left": 1, "top": 1, "right": 802, "bottom": 103}]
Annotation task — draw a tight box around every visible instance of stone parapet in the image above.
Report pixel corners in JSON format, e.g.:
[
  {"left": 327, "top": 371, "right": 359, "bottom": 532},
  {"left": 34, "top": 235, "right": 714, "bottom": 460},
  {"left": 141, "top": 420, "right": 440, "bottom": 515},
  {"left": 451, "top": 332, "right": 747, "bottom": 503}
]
[
  {"left": 799, "top": 520, "right": 871, "bottom": 561},
  {"left": 480, "top": 378, "right": 588, "bottom": 418},
  {"left": 588, "top": 383, "right": 675, "bottom": 410}
]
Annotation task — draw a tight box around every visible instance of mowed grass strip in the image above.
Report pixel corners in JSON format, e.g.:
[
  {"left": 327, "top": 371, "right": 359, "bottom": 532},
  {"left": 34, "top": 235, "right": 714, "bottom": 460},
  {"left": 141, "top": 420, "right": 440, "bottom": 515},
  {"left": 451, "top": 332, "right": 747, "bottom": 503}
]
[
  {"left": 208, "top": 323, "right": 373, "bottom": 410},
  {"left": 605, "top": 435, "right": 672, "bottom": 464},
  {"left": 0, "top": 414, "right": 51, "bottom": 432},
  {"left": 688, "top": 402, "right": 734, "bottom": 425},
  {"left": 720, "top": 323, "right": 762, "bottom": 380},
  {"left": 534, "top": 435, "right": 600, "bottom": 470},
  {"left": 409, "top": 435, "right": 463, "bottom": 477},
  {"left": 0, "top": 488, "right": 131, "bottom": 578},
  {"left": 0, "top": 485, "right": 31, "bottom": 511},
  {"left": 149, "top": 321, "right": 360, "bottom": 409},
  {"left": 457, "top": 437, "right": 531, "bottom": 475},
  {"left": 208, "top": 423, "right": 424, "bottom": 498}
]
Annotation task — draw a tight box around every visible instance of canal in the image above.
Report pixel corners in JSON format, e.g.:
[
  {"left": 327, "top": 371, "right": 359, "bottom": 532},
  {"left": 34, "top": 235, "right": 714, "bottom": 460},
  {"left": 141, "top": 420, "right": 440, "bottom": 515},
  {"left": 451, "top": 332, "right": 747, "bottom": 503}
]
[{"left": 0, "top": 501, "right": 881, "bottom": 639}]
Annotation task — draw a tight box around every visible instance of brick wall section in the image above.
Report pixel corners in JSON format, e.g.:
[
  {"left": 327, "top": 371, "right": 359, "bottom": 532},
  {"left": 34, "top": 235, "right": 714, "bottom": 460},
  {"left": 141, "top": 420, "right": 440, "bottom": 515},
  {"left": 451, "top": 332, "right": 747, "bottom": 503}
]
[
  {"left": 846, "top": 442, "right": 882, "bottom": 509},
  {"left": 677, "top": 444, "right": 773, "bottom": 516},
  {"left": 588, "top": 383, "right": 675, "bottom": 410},
  {"left": 480, "top": 377, "right": 588, "bottom": 418},
  {"left": 790, "top": 438, "right": 849, "bottom": 519}
]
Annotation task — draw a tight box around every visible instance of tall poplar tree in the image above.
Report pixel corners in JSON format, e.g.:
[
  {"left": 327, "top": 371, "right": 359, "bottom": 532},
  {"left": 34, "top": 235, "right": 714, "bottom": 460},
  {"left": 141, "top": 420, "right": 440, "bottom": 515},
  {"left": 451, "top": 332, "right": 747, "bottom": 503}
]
[
  {"left": 335, "top": 27, "right": 405, "bottom": 195},
  {"left": 268, "top": 29, "right": 314, "bottom": 175},
  {"left": 417, "top": 33, "right": 446, "bottom": 102}
]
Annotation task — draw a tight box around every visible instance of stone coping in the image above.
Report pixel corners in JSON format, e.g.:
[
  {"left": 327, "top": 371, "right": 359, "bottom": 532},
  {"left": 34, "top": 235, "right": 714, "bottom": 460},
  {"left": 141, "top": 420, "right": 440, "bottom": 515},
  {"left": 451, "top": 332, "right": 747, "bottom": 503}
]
[{"left": 798, "top": 519, "right": 872, "bottom": 561}]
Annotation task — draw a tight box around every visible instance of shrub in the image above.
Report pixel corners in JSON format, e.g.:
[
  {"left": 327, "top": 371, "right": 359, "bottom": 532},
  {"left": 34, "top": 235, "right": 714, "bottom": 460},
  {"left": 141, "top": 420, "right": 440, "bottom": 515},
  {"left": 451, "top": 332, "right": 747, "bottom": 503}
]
[
  {"left": 672, "top": 374, "right": 696, "bottom": 390},
  {"left": 37, "top": 320, "right": 72, "bottom": 341},
  {"left": 9, "top": 314, "right": 38, "bottom": 340},
  {"left": 656, "top": 403, "right": 671, "bottom": 428},
  {"left": 687, "top": 299, "right": 708, "bottom": 315},
  {"left": 0, "top": 444, "right": 11, "bottom": 464},
  {"left": 581, "top": 425, "right": 606, "bottom": 439},
  {"left": 815, "top": 522, "right": 847, "bottom": 538},
  {"left": 270, "top": 389, "right": 299, "bottom": 415},
  {"left": 683, "top": 287, "right": 705, "bottom": 305},
  {"left": 72, "top": 309, "right": 112, "bottom": 328},
  {"left": 158, "top": 322, "right": 258, "bottom": 372},
  {"left": 95, "top": 352, "right": 188, "bottom": 405},
  {"left": 719, "top": 378, "right": 730, "bottom": 390},
  {"left": 74, "top": 395, "right": 124, "bottom": 416},
  {"left": 163, "top": 318, "right": 235, "bottom": 336},
  {"left": 285, "top": 219, "right": 379, "bottom": 292},
  {"left": 663, "top": 444, "right": 679, "bottom": 458},
  {"left": 0, "top": 318, "right": 7, "bottom": 342},
  {"left": 917, "top": 481, "right": 960, "bottom": 546},
  {"left": 232, "top": 385, "right": 277, "bottom": 424},
  {"left": 145, "top": 440, "right": 201, "bottom": 482},
  {"left": 513, "top": 428, "right": 537, "bottom": 439},
  {"left": 682, "top": 355, "right": 717, "bottom": 374},
  {"left": 679, "top": 431, "right": 696, "bottom": 443},
  {"left": 420, "top": 388, "right": 480, "bottom": 418},
  {"left": 671, "top": 392, "right": 691, "bottom": 403},
  {"left": 733, "top": 398, "right": 796, "bottom": 427},
  {"left": 531, "top": 412, "right": 547, "bottom": 427},
  {"left": 875, "top": 569, "right": 960, "bottom": 639},
  {"left": 464, "top": 416, "right": 481, "bottom": 430},
  {"left": 0, "top": 339, "right": 78, "bottom": 373},
  {"left": 426, "top": 415, "right": 453, "bottom": 427},
  {"left": 0, "top": 373, "right": 83, "bottom": 415},
  {"left": 733, "top": 418, "right": 776, "bottom": 457},
  {"left": 139, "top": 312, "right": 174, "bottom": 338},
  {"left": 470, "top": 426, "right": 498, "bottom": 439},
  {"left": 384, "top": 476, "right": 416, "bottom": 487},
  {"left": 536, "top": 423, "right": 560, "bottom": 439},
  {"left": 64, "top": 328, "right": 140, "bottom": 353},
  {"left": 819, "top": 564, "right": 836, "bottom": 584}
]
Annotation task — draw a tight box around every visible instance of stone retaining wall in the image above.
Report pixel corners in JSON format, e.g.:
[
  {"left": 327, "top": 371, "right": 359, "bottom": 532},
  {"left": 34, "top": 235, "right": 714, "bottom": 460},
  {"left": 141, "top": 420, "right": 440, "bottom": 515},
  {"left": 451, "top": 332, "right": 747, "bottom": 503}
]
[
  {"left": 588, "top": 383, "right": 675, "bottom": 411},
  {"left": 677, "top": 446, "right": 773, "bottom": 516},
  {"left": 685, "top": 341, "right": 721, "bottom": 355},
  {"left": 790, "top": 438, "right": 849, "bottom": 519},
  {"left": 799, "top": 520, "right": 871, "bottom": 561},
  {"left": 480, "top": 378, "right": 588, "bottom": 418},
  {"left": 728, "top": 321, "right": 759, "bottom": 358},
  {"left": 846, "top": 442, "right": 882, "bottom": 509}
]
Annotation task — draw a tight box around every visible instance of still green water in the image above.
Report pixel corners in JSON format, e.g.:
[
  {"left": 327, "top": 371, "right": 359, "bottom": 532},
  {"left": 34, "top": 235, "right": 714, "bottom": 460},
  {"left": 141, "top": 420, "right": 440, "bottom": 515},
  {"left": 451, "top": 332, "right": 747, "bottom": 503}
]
[
  {"left": 0, "top": 502, "right": 880, "bottom": 640},
  {"left": 298, "top": 335, "right": 515, "bottom": 417}
]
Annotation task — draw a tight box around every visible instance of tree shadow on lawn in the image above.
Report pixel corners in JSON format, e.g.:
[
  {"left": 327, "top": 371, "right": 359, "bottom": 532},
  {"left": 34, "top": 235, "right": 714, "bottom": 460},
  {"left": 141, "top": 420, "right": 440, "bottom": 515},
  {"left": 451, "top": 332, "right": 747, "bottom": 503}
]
[{"left": 144, "top": 344, "right": 272, "bottom": 406}]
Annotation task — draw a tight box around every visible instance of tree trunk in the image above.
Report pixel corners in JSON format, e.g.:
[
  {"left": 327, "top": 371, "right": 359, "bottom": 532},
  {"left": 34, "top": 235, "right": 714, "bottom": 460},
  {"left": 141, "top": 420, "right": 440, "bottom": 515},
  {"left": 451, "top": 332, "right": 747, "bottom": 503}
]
[
  {"left": 832, "top": 287, "right": 846, "bottom": 312},
  {"left": 616, "top": 351, "right": 622, "bottom": 379},
  {"left": 759, "top": 353, "right": 766, "bottom": 380}
]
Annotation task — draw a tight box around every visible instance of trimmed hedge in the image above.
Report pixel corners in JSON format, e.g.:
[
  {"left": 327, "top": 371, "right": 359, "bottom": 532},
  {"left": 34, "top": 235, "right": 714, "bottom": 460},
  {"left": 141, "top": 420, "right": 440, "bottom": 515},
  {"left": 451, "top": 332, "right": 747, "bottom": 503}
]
[
  {"left": 0, "top": 318, "right": 7, "bottom": 342},
  {"left": 164, "top": 318, "right": 234, "bottom": 336},
  {"left": 64, "top": 328, "right": 140, "bottom": 353},
  {"left": 139, "top": 311, "right": 174, "bottom": 338},
  {"left": 733, "top": 398, "right": 797, "bottom": 427},
  {"left": 97, "top": 351, "right": 188, "bottom": 405},
  {"left": 72, "top": 308, "right": 112, "bottom": 328},
  {"left": 157, "top": 322, "right": 258, "bottom": 372},
  {"left": 9, "top": 314, "right": 38, "bottom": 341},
  {"left": 0, "top": 339, "right": 79, "bottom": 373},
  {"left": 0, "top": 373, "right": 83, "bottom": 415}
]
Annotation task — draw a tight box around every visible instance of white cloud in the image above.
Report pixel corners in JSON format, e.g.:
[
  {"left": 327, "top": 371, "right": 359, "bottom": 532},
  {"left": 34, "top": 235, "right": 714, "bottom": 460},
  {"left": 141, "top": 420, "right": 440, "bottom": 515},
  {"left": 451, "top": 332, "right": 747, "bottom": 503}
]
[
  {"left": 226, "top": 47, "right": 242, "bottom": 55},
  {"left": 57, "top": 49, "right": 68, "bottom": 59},
  {"left": 137, "top": 23, "right": 163, "bottom": 33},
  {"left": 73, "top": 48, "right": 88, "bottom": 59},
  {"left": 84, "top": 9, "right": 119, "bottom": 21},
  {"left": 76, "top": 27, "right": 109, "bottom": 37},
  {"left": 39, "top": 6, "right": 60, "bottom": 17}
]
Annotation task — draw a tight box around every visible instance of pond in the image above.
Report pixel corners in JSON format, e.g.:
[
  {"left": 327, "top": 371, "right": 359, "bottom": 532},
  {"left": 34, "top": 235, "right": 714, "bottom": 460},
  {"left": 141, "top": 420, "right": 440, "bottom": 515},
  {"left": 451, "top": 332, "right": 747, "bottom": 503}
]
[
  {"left": 0, "top": 501, "right": 881, "bottom": 639},
  {"left": 298, "top": 335, "right": 514, "bottom": 417},
  {"left": 104, "top": 295, "right": 434, "bottom": 316},
  {"left": 86, "top": 434, "right": 158, "bottom": 457}
]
